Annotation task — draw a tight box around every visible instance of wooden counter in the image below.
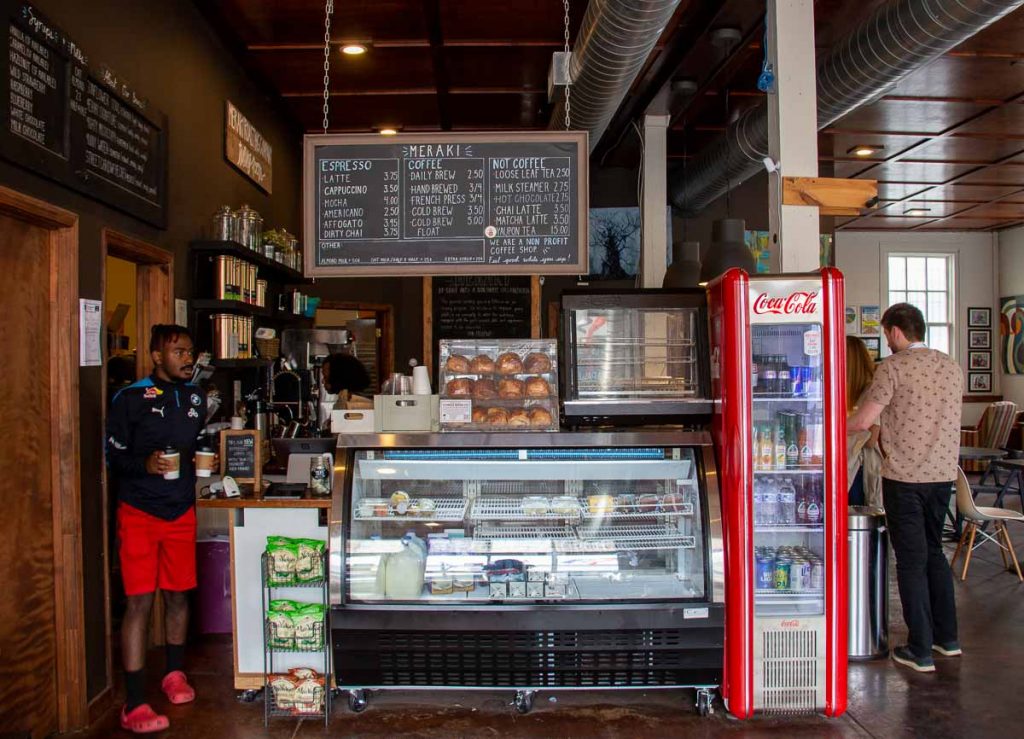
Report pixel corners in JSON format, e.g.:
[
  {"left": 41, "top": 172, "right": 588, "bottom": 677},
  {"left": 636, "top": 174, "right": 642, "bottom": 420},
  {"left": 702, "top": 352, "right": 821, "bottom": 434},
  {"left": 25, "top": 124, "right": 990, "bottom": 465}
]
[{"left": 197, "top": 494, "right": 332, "bottom": 509}]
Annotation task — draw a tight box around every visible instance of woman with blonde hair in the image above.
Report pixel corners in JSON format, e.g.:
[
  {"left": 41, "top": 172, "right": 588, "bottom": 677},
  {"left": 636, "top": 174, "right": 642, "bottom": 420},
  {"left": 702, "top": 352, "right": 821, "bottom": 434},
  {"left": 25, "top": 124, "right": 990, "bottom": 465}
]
[{"left": 847, "top": 336, "right": 882, "bottom": 506}]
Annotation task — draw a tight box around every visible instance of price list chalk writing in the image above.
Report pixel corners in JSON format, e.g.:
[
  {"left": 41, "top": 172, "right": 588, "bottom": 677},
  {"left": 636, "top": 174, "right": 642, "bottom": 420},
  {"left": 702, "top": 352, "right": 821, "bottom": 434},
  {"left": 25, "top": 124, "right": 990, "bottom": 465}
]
[{"left": 304, "top": 132, "right": 587, "bottom": 277}]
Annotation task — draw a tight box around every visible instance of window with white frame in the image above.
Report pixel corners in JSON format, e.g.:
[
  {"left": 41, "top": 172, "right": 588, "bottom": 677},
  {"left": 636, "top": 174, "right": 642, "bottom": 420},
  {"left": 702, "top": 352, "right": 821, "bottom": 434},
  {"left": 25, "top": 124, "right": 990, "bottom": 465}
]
[{"left": 887, "top": 254, "right": 955, "bottom": 357}]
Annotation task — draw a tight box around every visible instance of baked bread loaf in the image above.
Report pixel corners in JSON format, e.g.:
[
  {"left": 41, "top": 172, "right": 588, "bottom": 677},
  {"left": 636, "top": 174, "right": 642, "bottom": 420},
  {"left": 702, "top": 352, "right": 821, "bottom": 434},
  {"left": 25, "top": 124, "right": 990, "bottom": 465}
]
[
  {"left": 473, "top": 378, "right": 498, "bottom": 399},
  {"left": 446, "top": 354, "right": 471, "bottom": 373},
  {"left": 469, "top": 354, "right": 496, "bottom": 374},
  {"left": 496, "top": 352, "right": 524, "bottom": 375},
  {"left": 498, "top": 378, "right": 525, "bottom": 398},
  {"left": 525, "top": 376, "right": 550, "bottom": 397},
  {"left": 507, "top": 409, "right": 530, "bottom": 427},
  {"left": 471, "top": 407, "right": 488, "bottom": 424},
  {"left": 524, "top": 352, "right": 552, "bottom": 373},
  {"left": 445, "top": 378, "right": 474, "bottom": 396},
  {"left": 486, "top": 407, "right": 509, "bottom": 426},
  {"left": 528, "top": 407, "right": 553, "bottom": 427}
]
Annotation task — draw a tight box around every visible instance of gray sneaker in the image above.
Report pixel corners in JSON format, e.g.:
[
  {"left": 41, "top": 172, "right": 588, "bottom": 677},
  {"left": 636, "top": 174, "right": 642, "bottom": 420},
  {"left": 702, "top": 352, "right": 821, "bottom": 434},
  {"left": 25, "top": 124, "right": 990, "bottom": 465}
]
[
  {"left": 932, "top": 641, "right": 962, "bottom": 657},
  {"left": 892, "top": 646, "right": 935, "bottom": 672}
]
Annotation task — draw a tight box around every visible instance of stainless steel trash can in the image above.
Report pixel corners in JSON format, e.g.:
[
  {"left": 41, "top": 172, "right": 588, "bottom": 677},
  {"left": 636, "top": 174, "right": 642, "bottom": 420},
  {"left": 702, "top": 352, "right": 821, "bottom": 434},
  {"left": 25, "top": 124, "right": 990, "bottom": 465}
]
[{"left": 848, "top": 506, "right": 889, "bottom": 660}]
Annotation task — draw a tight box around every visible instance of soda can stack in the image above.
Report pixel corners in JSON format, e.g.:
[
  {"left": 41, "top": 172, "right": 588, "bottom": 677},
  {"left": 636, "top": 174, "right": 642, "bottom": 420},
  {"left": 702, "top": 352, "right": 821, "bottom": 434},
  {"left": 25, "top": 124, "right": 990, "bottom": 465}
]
[{"left": 754, "top": 545, "right": 824, "bottom": 592}]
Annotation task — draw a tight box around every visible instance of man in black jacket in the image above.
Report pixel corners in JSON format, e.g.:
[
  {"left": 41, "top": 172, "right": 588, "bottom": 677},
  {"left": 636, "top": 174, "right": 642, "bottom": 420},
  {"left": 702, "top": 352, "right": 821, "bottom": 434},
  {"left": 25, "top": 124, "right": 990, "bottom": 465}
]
[{"left": 106, "top": 325, "right": 207, "bottom": 733}]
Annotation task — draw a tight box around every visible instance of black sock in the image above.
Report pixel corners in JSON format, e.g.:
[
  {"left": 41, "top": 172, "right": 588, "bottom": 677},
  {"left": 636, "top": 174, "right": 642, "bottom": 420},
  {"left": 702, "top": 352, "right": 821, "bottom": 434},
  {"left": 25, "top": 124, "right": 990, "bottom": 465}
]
[
  {"left": 165, "top": 643, "right": 186, "bottom": 674},
  {"left": 125, "top": 668, "right": 145, "bottom": 711}
]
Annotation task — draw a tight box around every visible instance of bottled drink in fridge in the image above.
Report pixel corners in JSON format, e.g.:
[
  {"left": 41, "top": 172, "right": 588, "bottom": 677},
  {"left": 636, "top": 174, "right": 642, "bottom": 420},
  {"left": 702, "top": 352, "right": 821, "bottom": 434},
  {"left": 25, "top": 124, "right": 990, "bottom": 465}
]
[
  {"left": 761, "top": 356, "right": 776, "bottom": 397},
  {"left": 774, "top": 416, "right": 787, "bottom": 470},
  {"left": 763, "top": 478, "right": 779, "bottom": 526},
  {"left": 806, "top": 482, "right": 822, "bottom": 525},
  {"left": 796, "top": 478, "right": 808, "bottom": 524},
  {"left": 784, "top": 412, "right": 800, "bottom": 469},
  {"left": 778, "top": 478, "right": 796, "bottom": 524},
  {"left": 797, "top": 414, "right": 813, "bottom": 467},
  {"left": 777, "top": 357, "right": 791, "bottom": 397},
  {"left": 751, "top": 355, "right": 760, "bottom": 394},
  {"left": 753, "top": 478, "right": 764, "bottom": 526},
  {"left": 759, "top": 423, "right": 774, "bottom": 470}
]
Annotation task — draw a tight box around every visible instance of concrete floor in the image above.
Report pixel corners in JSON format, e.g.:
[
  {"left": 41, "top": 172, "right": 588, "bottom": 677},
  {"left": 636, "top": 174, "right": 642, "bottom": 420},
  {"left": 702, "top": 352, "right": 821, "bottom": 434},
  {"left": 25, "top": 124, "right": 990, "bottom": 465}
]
[{"left": 78, "top": 505, "right": 1024, "bottom": 738}]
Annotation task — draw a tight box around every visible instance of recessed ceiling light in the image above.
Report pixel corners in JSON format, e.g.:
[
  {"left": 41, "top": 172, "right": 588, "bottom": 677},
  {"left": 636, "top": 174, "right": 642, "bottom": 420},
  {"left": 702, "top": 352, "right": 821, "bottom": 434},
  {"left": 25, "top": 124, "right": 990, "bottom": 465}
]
[
  {"left": 341, "top": 43, "right": 367, "bottom": 56},
  {"left": 848, "top": 144, "right": 884, "bottom": 157},
  {"left": 378, "top": 127, "right": 399, "bottom": 136},
  {"left": 904, "top": 207, "right": 932, "bottom": 215}
]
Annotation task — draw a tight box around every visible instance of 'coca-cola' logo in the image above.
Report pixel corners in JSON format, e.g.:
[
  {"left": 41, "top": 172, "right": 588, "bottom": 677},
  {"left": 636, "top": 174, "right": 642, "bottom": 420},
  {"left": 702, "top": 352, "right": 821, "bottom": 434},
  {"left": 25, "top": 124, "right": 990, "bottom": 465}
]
[
  {"left": 779, "top": 619, "right": 800, "bottom": 628},
  {"left": 752, "top": 290, "right": 819, "bottom": 315}
]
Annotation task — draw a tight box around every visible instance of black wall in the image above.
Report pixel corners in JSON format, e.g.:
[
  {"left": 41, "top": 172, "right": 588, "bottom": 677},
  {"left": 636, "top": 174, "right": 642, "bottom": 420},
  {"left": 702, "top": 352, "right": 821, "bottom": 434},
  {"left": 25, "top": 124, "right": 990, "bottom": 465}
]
[{"left": 0, "top": 0, "right": 303, "bottom": 701}]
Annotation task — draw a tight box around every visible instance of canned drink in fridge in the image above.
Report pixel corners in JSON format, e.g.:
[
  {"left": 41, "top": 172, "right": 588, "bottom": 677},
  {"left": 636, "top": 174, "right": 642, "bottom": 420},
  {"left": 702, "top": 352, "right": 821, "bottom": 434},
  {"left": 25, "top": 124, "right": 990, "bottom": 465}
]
[
  {"left": 756, "top": 555, "right": 774, "bottom": 590},
  {"left": 790, "top": 560, "right": 809, "bottom": 591},
  {"left": 774, "top": 558, "right": 791, "bottom": 590},
  {"left": 810, "top": 561, "right": 824, "bottom": 591}
]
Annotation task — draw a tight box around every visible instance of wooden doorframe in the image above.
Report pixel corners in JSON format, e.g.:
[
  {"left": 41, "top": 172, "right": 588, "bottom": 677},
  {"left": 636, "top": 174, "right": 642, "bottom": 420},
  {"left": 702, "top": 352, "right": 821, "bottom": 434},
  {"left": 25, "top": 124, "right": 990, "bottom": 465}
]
[
  {"left": 317, "top": 300, "right": 394, "bottom": 379},
  {"left": 0, "top": 186, "right": 85, "bottom": 731},
  {"left": 99, "top": 229, "right": 174, "bottom": 705}
]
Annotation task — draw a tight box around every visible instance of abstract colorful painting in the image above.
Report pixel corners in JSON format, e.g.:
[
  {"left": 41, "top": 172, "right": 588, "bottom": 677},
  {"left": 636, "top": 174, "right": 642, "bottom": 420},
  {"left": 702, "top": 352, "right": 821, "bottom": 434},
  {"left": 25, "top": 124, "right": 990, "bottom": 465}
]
[{"left": 999, "top": 295, "right": 1024, "bottom": 374}]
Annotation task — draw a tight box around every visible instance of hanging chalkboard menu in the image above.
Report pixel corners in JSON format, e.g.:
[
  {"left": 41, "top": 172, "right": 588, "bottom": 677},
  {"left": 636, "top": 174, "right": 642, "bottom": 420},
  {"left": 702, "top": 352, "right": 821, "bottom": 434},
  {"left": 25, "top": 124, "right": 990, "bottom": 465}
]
[
  {"left": 220, "top": 429, "right": 261, "bottom": 486},
  {"left": 303, "top": 131, "right": 588, "bottom": 277},
  {"left": 0, "top": 1, "right": 168, "bottom": 227}
]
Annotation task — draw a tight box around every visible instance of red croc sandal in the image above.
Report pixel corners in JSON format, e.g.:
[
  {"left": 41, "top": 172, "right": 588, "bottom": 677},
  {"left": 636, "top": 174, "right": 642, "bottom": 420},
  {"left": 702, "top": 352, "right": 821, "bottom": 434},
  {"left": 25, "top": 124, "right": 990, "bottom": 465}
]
[
  {"left": 120, "top": 704, "right": 169, "bottom": 734},
  {"left": 161, "top": 670, "right": 196, "bottom": 704}
]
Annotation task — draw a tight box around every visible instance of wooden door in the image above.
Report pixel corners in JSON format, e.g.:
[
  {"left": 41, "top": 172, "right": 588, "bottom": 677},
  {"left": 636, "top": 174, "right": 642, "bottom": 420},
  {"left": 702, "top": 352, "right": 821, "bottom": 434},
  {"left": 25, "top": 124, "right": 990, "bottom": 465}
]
[{"left": 0, "top": 187, "right": 84, "bottom": 735}]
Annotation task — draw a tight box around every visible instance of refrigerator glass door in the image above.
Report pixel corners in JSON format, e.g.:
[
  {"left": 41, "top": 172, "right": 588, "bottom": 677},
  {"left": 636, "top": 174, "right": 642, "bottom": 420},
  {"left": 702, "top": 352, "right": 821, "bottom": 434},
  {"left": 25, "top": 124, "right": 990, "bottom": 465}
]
[
  {"left": 344, "top": 446, "right": 706, "bottom": 604},
  {"left": 750, "top": 323, "right": 826, "bottom": 617}
]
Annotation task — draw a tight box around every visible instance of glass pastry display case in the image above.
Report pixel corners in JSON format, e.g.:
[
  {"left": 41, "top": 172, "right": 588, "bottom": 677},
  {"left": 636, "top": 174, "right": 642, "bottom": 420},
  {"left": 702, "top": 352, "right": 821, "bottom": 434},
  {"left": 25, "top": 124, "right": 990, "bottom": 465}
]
[
  {"left": 560, "top": 289, "right": 712, "bottom": 426},
  {"left": 329, "top": 431, "right": 723, "bottom": 708}
]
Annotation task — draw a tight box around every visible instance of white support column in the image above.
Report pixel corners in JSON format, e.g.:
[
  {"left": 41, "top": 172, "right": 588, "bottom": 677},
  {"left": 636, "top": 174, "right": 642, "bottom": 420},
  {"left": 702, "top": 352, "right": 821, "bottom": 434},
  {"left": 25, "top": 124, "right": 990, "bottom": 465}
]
[
  {"left": 641, "top": 113, "right": 670, "bottom": 288},
  {"left": 766, "top": 0, "right": 820, "bottom": 273}
]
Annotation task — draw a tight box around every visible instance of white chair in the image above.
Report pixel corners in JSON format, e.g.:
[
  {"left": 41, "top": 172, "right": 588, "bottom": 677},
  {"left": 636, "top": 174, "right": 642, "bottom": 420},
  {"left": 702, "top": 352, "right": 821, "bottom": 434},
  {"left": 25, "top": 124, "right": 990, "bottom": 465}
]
[{"left": 950, "top": 467, "right": 1024, "bottom": 582}]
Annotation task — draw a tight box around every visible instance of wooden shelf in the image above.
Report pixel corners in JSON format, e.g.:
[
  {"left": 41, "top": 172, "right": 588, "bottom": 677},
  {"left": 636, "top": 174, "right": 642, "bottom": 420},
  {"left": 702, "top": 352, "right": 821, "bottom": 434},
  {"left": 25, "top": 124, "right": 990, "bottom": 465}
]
[
  {"left": 210, "top": 359, "right": 273, "bottom": 369},
  {"left": 190, "top": 239, "right": 308, "bottom": 283},
  {"left": 191, "top": 298, "right": 271, "bottom": 317}
]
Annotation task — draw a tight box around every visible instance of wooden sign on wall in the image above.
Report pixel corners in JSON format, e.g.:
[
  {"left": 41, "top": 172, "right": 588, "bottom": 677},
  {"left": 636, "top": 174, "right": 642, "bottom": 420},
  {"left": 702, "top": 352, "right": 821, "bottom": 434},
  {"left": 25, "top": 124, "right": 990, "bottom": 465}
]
[{"left": 225, "top": 100, "right": 272, "bottom": 193}]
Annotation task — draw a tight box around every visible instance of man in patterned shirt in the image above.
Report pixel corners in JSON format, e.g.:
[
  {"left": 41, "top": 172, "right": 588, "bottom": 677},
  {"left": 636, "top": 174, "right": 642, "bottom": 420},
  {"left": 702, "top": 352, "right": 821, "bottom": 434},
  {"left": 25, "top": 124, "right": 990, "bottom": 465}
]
[{"left": 849, "top": 303, "right": 962, "bottom": 673}]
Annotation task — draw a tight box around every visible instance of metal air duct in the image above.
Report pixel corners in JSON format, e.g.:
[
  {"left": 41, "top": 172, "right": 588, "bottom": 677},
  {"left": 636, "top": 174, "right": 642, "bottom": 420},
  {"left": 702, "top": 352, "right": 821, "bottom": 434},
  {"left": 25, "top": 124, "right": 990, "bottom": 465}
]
[
  {"left": 669, "top": 0, "right": 1024, "bottom": 216},
  {"left": 549, "top": 0, "right": 683, "bottom": 152}
]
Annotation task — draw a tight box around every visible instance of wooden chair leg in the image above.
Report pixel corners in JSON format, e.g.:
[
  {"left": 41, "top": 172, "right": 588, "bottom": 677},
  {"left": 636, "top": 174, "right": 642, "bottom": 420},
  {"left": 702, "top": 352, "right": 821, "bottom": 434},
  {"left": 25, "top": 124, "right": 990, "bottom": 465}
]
[
  {"left": 961, "top": 523, "right": 978, "bottom": 581},
  {"left": 999, "top": 522, "right": 1009, "bottom": 569},
  {"left": 951, "top": 525, "right": 969, "bottom": 568},
  {"left": 1001, "top": 522, "right": 1024, "bottom": 582}
]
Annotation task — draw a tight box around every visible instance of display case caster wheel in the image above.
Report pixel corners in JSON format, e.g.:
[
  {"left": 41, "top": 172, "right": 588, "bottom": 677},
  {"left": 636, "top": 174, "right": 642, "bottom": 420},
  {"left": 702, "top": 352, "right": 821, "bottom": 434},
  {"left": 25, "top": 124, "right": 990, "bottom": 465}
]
[
  {"left": 237, "top": 688, "right": 262, "bottom": 703},
  {"left": 513, "top": 690, "right": 536, "bottom": 714},
  {"left": 347, "top": 689, "right": 368, "bottom": 713},
  {"left": 696, "top": 688, "right": 715, "bottom": 717}
]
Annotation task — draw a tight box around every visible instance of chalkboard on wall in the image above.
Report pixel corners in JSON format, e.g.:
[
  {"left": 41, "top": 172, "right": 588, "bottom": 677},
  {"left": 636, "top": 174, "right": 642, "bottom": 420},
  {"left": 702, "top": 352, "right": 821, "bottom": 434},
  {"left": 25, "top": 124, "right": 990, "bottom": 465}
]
[
  {"left": 220, "top": 429, "right": 261, "bottom": 486},
  {"left": 0, "top": 1, "right": 168, "bottom": 227},
  {"left": 303, "top": 131, "right": 588, "bottom": 277}
]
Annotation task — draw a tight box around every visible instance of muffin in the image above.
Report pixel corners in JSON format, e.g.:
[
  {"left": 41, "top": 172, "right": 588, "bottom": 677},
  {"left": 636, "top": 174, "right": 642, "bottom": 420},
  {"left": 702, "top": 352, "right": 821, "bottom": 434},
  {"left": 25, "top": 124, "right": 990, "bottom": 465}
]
[
  {"left": 525, "top": 376, "right": 550, "bottom": 398},
  {"left": 445, "top": 378, "right": 474, "bottom": 397},
  {"left": 496, "top": 352, "right": 524, "bottom": 375},
  {"left": 524, "top": 352, "right": 552, "bottom": 373},
  {"left": 528, "top": 407, "right": 553, "bottom": 427},
  {"left": 498, "top": 378, "right": 525, "bottom": 399},
  {"left": 473, "top": 378, "right": 498, "bottom": 399},
  {"left": 469, "top": 354, "right": 496, "bottom": 374},
  {"left": 446, "top": 354, "right": 471, "bottom": 373}
]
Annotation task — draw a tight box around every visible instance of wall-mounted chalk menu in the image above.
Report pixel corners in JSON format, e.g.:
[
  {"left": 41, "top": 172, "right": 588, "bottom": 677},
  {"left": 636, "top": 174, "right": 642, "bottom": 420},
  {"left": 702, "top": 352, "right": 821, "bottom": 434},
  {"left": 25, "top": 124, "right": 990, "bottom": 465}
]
[
  {"left": 303, "top": 132, "right": 588, "bottom": 277},
  {"left": 0, "top": 1, "right": 168, "bottom": 227}
]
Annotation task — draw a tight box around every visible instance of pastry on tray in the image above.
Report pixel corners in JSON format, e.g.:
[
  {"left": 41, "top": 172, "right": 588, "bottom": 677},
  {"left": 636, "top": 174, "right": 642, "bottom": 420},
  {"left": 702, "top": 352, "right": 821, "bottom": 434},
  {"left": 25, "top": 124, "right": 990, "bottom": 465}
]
[
  {"left": 446, "top": 354, "right": 471, "bottom": 373},
  {"left": 473, "top": 378, "right": 498, "bottom": 399},
  {"left": 486, "top": 407, "right": 509, "bottom": 426},
  {"left": 525, "top": 376, "right": 550, "bottom": 397},
  {"left": 507, "top": 409, "right": 530, "bottom": 427},
  {"left": 469, "top": 354, "right": 496, "bottom": 374},
  {"left": 472, "top": 407, "right": 488, "bottom": 424},
  {"left": 528, "top": 407, "right": 553, "bottom": 427},
  {"left": 498, "top": 378, "right": 525, "bottom": 398},
  {"left": 496, "top": 352, "right": 524, "bottom": 375},
  {"left": 445, "top": 378, "right": 474, "bottom": 396},
  {"left": 524, "top": 352, "right": 552, "bottom": 373}
]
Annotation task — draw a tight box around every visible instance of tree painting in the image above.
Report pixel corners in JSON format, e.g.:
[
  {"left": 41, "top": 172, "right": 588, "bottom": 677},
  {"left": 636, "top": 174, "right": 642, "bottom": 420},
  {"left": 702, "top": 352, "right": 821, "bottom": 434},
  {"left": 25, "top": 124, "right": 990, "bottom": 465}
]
[{"left": 588, "top": 208, "right": 641, "bottom": 279}]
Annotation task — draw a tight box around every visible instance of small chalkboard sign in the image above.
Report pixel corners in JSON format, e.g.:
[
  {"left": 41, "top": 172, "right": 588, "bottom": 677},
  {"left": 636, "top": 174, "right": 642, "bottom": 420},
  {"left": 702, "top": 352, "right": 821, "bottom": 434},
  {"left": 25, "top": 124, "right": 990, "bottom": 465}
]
[{"left": 220, "top": 429, "right": 261, "bottom": 487}]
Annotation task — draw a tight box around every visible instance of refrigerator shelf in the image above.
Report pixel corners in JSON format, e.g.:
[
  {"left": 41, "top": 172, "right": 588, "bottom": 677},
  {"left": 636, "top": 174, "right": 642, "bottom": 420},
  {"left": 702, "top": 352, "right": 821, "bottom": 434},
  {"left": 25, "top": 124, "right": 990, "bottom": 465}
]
[
  {"left": 581, "top": 502, "right": 694, "bottom": 521},
  {"left": 471, "top": 497, "right": 582, "bottom": 522},
  {"left": 754, "top": 524, "right": 824, "bottom": 533},
  {"left": 751, "top": 396, "right": 823, "bottom": 403},
  {"left": 581, "top": 525, "right": 697, "bottom": 551},
  {"left": 755, "top": 589, "right": 823, "bottom": 601},
  {"left": 753, "top": 469, "right": 824, "bottom": 475},
  {"left": 352, "top": 497, "right": 467, "bottom": 522},
  {"left": 476, "top": 524, "right": 576, "bottom": 540}
]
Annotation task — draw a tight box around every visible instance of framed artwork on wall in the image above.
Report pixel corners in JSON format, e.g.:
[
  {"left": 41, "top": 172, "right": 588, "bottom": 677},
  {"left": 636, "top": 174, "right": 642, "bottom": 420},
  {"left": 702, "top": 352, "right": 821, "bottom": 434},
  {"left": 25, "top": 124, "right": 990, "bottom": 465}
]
[
  {"left": 968, "top": 372, "right": 992, "bottom": 393},
  {"left": 862, "top": 336, "right": 881, "bottom": 361},
  {"left": 969, "top": 329, "right": 991, "bottom": 349},
  {"left": 968, "top": 307, "right": 991, "bottom": 328},
  {"left": 969, "top": 351, "right": 991, "bottom": 371}
]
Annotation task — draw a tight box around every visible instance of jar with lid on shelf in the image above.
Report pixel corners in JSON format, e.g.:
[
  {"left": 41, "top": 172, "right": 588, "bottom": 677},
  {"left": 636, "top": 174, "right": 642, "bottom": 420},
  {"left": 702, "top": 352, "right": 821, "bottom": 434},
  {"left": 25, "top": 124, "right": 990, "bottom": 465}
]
[{"left": 212, "top": 205, "right": 235, "bottom": 242}]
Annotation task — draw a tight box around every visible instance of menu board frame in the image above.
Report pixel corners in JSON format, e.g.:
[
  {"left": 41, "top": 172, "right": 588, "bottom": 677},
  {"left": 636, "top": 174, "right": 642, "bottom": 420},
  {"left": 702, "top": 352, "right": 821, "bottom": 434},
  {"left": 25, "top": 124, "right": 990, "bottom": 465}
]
[
  {"left": 220, "top": 429, "right": 261, "bottom": 487},
  {"left": 303, "top": 131, "right": 588, "bottom": 277}
]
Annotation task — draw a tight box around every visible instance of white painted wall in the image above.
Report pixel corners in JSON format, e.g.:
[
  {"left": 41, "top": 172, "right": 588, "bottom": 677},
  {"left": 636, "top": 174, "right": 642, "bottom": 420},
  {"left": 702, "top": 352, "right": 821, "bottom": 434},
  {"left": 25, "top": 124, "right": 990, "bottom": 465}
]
[
  {"left": 835, "top": 231, "right": 999, "bottom": 425},
  {"left": 996, "top": 226, "right": 1024, "bottom": 411}
]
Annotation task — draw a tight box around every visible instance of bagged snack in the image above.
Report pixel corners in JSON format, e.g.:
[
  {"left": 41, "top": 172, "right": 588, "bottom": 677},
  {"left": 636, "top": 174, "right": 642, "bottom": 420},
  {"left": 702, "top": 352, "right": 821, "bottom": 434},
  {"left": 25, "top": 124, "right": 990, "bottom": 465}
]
[
  {"left": 293, "top": 603, "right": 325, "bottom": 650},
  {"left": 266, "top": 538, "right": 299, "bottom": 585},
  {"left": 295, "top": 539, "right": 326, "bottom": 582},
  {"left": 288, "top": 667, "right": 318, "bottom": 680},
  {"left": 267, "top": 610, "right": 295, "bottom": 649},
  {"left": 268, "top": 673, "right": 297, "bottom": 710},
  {"left": 293, "top": 675, "right": 326, "bottom": 714},
  {"left": 269, "top": 599, "right": 298, "bottom": 612}
]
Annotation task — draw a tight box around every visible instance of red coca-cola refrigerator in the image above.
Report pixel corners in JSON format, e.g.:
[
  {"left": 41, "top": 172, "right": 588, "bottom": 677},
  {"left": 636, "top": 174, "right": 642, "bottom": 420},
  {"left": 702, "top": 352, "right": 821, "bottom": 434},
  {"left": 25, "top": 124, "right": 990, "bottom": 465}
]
[{"left": 705, "top": 269, "right": 847, "bottom": 718}]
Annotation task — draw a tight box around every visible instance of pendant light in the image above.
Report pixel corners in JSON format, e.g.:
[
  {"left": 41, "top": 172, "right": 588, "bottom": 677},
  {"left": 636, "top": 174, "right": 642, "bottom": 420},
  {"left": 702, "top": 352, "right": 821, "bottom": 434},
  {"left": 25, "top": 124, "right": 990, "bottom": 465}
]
[
  {"left": 699, "top": 217, "right": 754, "bottom": 284},
  {"left": 662, "top": 240, "right": 702, "bottom": 288}
]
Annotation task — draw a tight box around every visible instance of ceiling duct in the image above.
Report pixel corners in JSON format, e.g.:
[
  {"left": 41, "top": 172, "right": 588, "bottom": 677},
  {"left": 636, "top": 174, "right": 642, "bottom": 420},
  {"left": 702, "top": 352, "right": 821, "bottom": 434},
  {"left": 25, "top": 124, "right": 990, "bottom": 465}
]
[
  {"left": 549, "top": 0, "right": 683, "bottom": 152},
  {"left": 669, "top": 0, "right": 1024, "bottom": 216}
]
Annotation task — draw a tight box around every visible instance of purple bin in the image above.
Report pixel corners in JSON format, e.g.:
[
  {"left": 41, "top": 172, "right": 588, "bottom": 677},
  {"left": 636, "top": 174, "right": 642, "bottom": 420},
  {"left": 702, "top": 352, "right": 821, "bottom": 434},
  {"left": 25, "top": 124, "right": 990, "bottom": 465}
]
[{"left": 196, "top": 538, "right": 232, "bottom": 634}]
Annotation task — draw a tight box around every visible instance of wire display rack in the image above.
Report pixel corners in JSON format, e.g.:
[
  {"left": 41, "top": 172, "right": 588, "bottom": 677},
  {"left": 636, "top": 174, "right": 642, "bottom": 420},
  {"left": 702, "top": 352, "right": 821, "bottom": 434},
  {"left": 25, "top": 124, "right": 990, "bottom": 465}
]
[
  {"left": 476, "top": 524, "right": 577, "bottom": 540},
  {"left": 582, "top": 524, "right": 697, "bottom": 552},
  {"left": 352, "top": 497, "right": 467, "bottom": 522},
  {"left": 471, "top": 496, "right": 582, "bottom": 522},
  {"left": 580, "top": 502, "right": 694, "bottom": 521},
  {"left": 261, "top": 551, "right": 331, "bottom": 727}
]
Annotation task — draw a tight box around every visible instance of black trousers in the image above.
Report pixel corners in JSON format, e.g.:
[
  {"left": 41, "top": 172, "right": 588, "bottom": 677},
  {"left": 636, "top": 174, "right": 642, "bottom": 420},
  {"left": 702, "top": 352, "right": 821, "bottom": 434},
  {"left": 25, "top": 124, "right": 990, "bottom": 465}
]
[{"left": 883, "top": 478, "right": 959, "bottom": 658}]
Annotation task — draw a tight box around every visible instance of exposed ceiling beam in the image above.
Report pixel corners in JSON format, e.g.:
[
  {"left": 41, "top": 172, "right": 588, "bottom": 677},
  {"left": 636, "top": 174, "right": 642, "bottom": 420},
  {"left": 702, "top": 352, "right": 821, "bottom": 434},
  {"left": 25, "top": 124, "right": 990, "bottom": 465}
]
[
  {"left": 279, "top": 87, "right": 545, "bottom": 98},
  {"left": 421, "top": 0, "right": 452, "bottom": 130},
  {"left": 246, "top": 39, "right": 566, "bottom": 52}
]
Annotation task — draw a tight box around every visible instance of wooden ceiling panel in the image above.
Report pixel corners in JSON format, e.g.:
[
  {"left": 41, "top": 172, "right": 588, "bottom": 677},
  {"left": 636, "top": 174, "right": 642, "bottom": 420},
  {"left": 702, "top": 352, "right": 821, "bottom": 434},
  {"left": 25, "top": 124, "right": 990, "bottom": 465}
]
[
  {"left": 835, "top": 100, "right": 993, "bottom": 135},
  {"left": 888, "top": 56, "right": 1024, "bottom": 101},
  {"left": 952, "top": 11, "right": 1024, "bottom": 57},
  {"left": 445, "top": 47, "right": 553, "bottom": 91},
  {"left": 447, "top": 93, "right": 547, "bottom": 129},
  {"left": 876, "top": 183, "right": 933, "bottom": 200},
  {"left": 955, "top": 164, "right": 1024, "bottom": 185},
  {"left": 925, "top": 217, "right": 1018, "bottom": 230},
  {"left": 956, "top": 201, "right": 1024, "bottom": 219},
  {"left": 848, "top": 216, "right": 945, "bottom": 229},
  {"left": 293, "top": 94, "right": 440, "bottom": 131},
  {"left": 440, "top": 0, "right": 577, "bottom": 42},
  {"left": 851, "top": 161, "right": 976, "bottom": 183},
  {"left": 880, "top": 201, "right": 973, "bottom": 217},
  {"left": 906, "top": 136, "right": 1024, "bottom": 162},
  {"left": 818, "top": 133, "right": 926, "bottom": 160},
  {"left": 216, "top": 0, "right": 427, "bottom": 45},
  {"left": 955, "top": 102, "right": 1024, "bottom": 135},
  {"left": 250, "top": 48, "right": 436, "bottom": 94},
  {"left": 919, "top": 184, "right": 1023, "bottom": 201}
]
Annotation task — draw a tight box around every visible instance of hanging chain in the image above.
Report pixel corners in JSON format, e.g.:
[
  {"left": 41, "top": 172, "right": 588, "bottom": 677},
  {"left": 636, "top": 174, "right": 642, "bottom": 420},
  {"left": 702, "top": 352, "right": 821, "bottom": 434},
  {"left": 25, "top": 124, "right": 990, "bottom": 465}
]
[
  {"left": 563, "top": 0, "right": 571, "bottom": 130},
  {"left": 322, "top": 0, "right": 334, "bottom": 134}
]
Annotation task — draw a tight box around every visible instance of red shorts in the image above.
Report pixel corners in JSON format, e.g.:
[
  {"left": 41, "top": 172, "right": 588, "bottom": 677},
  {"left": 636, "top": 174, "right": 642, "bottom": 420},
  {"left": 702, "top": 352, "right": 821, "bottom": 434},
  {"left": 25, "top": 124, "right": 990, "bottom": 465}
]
[{"left": 117, "top": 503, "right": 197, "bottom": 596}]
